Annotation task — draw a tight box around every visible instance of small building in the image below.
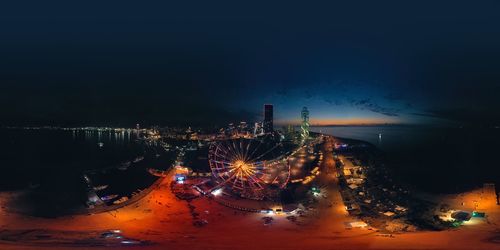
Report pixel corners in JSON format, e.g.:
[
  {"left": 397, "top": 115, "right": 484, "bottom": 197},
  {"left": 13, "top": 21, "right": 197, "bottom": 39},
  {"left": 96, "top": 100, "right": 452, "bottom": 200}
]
[
  {"left": 343, "top": 169, "right": 352, "bottom": 176},
  {"left": 346, "top": 221, "right": 368, "bottom": 228},
  {"left": 383, "top": 211, "right": 396, "bottom": 217},
  {"left": 346, "top": 178, "right": 364, "bottom": 185}
]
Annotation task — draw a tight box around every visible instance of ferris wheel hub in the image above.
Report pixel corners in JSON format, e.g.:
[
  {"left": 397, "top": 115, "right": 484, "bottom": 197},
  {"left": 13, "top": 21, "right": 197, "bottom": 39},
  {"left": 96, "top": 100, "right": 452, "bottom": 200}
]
[{"left": 233, "top": 160, "right": 249, "bottom": 171}]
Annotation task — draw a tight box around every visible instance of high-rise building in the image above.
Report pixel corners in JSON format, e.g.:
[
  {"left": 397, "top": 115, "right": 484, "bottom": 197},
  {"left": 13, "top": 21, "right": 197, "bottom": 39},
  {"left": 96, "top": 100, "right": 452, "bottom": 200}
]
[
  {"left": 254, "top": 122, "right": 263, "bottom": 136},
  {"left": 301, "top": 107, "right": 310, "bottom": 142},
  {"left": 263, "top": 104, "right": 273, "bottom": 133},
  {"left": 283, "top": 124, "right": 295, "bottom": 141}
]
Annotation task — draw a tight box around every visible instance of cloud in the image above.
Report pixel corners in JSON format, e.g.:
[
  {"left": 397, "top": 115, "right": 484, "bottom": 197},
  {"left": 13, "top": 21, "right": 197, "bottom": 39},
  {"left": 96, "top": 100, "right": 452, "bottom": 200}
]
[
  {"left": 350, "top": 99, "right": 400, "bottom": 117},
  {"left": 410, "top": 112, "right": 441, "bottom": 118},
  {"left": 323, "top": 97, "right": 342, "bottom": 106}
]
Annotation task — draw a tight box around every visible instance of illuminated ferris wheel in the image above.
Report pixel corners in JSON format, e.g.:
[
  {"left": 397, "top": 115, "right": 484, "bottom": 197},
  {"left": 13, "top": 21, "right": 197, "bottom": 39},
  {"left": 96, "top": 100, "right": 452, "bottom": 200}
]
[{"left": 208, "top": 138, "right": 290, "bottom": 199}]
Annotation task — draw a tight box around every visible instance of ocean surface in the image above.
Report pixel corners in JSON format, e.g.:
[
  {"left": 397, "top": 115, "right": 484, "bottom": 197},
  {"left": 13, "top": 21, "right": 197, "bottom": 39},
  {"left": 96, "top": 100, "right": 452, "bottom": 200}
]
[
  {"left": 0, "top": 128, "right": 143, "bottom": 190},
  {"left": 311, "top": 126, "right": 500, "bottom": 193}
]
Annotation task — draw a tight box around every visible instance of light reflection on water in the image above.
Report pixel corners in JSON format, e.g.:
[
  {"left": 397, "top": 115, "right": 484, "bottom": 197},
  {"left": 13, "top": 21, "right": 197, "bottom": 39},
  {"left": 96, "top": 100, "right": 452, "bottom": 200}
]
[{"left": 0, "top": 128, "right": 144, "bottom": 189}]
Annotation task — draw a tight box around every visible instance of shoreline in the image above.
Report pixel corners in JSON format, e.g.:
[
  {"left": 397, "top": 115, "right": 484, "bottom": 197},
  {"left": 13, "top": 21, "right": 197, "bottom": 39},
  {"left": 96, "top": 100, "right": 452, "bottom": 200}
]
[{"left": 0, "top": 135, "right": 499, "bottom": 249}]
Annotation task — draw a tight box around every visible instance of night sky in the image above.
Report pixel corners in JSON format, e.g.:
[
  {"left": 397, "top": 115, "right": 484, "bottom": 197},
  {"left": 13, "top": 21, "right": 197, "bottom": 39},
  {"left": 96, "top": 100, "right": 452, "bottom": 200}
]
[{"left": 1, "top": 1, "right": 500, "bottom": 127}]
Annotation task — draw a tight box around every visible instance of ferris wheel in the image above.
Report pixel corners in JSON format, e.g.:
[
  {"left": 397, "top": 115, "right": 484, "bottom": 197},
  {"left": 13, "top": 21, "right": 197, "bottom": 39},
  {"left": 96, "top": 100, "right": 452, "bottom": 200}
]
[{"left": 208, "top": 138, "right": 290, "bottom": 199}]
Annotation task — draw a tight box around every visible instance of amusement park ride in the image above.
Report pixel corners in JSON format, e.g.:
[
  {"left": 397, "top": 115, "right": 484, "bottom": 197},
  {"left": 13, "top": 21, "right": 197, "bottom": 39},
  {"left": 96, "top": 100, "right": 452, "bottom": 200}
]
[
  {"left": 208, "top": 137, "right": 290, "bottom": 200},
  {"left": 206, "top": 106, "right": 311, "bottom": 200}
]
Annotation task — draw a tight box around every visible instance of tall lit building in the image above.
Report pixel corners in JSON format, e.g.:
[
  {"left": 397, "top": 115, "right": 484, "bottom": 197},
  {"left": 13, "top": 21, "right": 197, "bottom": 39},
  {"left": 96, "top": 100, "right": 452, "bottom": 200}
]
[
  {"left": 254, "top": 122, "right": 263, "bottom": 136},
  {"left": 263, "top": 104, "right": 274, "bottom": 133},
  {"left": 283, "top": 124, "right": 295, "bottom": 141},
  {"left": 301, "top": 107, "right": 310, "bottom": 142}
]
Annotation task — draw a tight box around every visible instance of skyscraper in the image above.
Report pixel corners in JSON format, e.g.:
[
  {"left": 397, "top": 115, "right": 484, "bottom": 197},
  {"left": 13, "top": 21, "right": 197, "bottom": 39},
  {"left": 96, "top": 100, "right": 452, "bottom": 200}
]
[
  {"left": 263, "top": 104, "right": 273, "bottom": 133},
  {"left": 301, "top": 107, "right": 309, "bottom": 142},
  {"left": 253, "top": 122, "right": 263, "bottom": 136}
]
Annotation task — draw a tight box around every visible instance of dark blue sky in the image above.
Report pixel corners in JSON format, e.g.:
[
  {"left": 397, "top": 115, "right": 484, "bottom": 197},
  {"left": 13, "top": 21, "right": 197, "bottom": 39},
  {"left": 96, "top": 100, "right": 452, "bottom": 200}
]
[{"left": 1, "top": 1, "right": 499, "bottom": 126}]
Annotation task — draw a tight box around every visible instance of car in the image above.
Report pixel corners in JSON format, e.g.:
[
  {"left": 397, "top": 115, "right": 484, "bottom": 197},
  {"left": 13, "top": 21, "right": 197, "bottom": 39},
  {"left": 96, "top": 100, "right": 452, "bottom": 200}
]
[
  {"left": 260, "top": 209, "right": 273, "bottom": 214},
  {"left": 101, "top": 232, "right": 121, "bottom": 239},
  {"left": 121, "top": 240, "right": 142, "bottom": 245}
]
